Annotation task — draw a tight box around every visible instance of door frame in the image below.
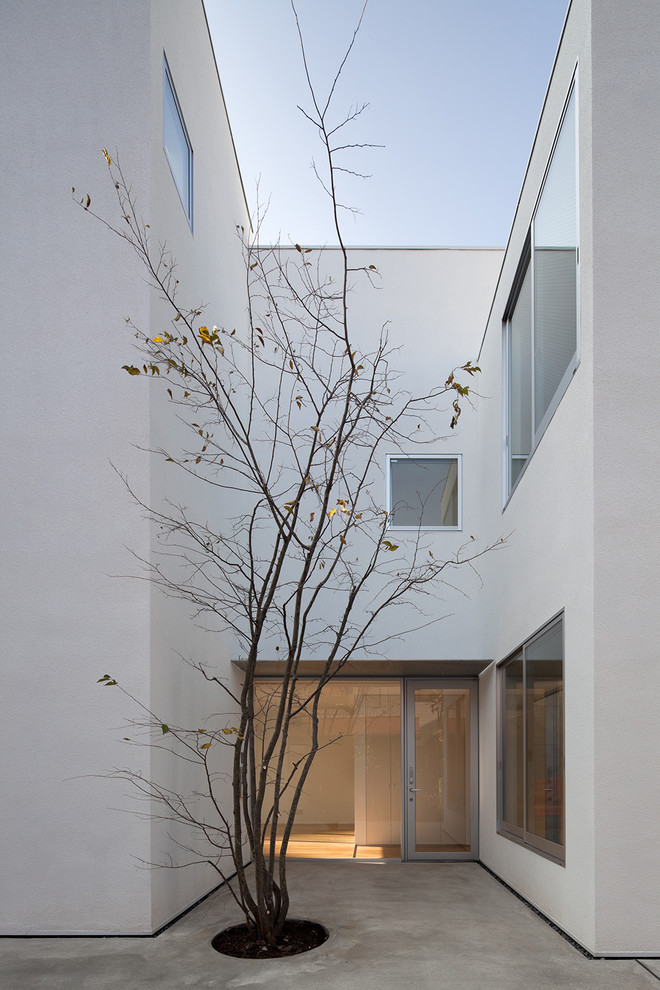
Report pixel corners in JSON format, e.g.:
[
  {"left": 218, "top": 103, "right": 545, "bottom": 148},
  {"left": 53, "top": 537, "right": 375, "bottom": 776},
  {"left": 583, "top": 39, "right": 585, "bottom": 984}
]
[{"left": 402, "top": 678, "right": 479, "bottom": 861}]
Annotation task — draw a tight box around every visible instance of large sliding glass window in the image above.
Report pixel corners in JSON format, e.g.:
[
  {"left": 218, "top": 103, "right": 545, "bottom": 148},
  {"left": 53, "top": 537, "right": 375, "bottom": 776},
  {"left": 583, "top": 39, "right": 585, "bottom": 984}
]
[
  {"left": 254, "top": 680, "right": 402, "bottom": 859},
  {"left": 504, "top": 83, "right": 578, "bottom": 496},
  {"left": 253, "top": 677, "right": 477, "bottom": 861},
  {"left": 499, "top": 615, "right": 564, "bottom": 862}
]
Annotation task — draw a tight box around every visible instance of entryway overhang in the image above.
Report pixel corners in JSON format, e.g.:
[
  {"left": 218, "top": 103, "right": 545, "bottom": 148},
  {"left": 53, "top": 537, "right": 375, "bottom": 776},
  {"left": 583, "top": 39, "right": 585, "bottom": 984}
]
[{"left": 233, "top": 658, "right": 492, "bottom": 677}]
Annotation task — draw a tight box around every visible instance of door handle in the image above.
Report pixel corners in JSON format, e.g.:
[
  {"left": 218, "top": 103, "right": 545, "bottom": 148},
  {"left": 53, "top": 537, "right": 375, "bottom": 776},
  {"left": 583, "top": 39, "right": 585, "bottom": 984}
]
[{"left": 409, "top": 787, "right": 421, "bottom": 792}]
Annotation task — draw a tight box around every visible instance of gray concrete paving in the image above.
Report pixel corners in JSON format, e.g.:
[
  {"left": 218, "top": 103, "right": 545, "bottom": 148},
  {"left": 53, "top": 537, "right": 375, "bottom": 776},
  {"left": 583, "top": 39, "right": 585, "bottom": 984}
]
[{"left": 1, "top": 861, "right": 658, "bottom": 990}]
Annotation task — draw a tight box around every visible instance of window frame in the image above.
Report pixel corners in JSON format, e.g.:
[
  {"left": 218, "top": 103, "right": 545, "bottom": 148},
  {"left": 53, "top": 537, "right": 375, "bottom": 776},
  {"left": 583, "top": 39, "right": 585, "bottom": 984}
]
[
  {"left": 386, "top": 453, "right": 462, "bottom": 531},
  {"left": 503, "top": 76, "right": 579, "bottom": 503},
  {"left": 497, "top": 613, "right": 565, "bottom": 865},
  {"left": 163, "top": 55, "right": 193, "bottom": 228}
]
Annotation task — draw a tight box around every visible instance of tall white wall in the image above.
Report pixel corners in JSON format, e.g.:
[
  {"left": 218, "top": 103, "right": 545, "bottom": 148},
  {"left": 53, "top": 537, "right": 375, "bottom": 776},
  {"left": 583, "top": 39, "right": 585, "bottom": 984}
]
[
  {"left": 352, "top": 248, "right": 502, "bottom": 661},
  {"left": 1, "top": 0, "right": 154, "bottom": 934},
  {"left": 475, "top": 0, "right": 599, "bottom": 953},
  {"left": 590, "top": 0, "right": 660, "bottom": 955},
  {"left": 1, "top": 0, "right": 249, "bottom": 934},
  {"left": 477, "top": 0, "right": 660, "bottom": 956},
  {"left": 272, "top": 246, "right": 502, "bottom": 663},
  {"left": 146, "top": 0, "right": 250, "bottom": 932}
]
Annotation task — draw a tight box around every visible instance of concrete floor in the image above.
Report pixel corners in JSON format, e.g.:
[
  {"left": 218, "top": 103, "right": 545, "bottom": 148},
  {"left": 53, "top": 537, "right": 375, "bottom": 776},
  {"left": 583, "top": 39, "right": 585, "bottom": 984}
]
[{"left": 1, "top": 861, "right": 658, "bottom": 990}]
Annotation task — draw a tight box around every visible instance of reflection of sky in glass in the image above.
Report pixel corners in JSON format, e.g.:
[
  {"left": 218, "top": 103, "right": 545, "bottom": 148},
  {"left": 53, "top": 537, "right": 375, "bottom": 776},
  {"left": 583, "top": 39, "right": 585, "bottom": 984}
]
[
  {"left": 534, "top": 91, "right": 576, "bottom": 249},
  {"left": 163, "top": 63, "right": 192, "bottom": 221}
]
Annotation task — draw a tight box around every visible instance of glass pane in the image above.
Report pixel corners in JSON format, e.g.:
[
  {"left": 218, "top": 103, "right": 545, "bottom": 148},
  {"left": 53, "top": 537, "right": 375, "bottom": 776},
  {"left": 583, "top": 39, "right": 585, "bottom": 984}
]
[
  {"left": 254, "top": 680, "right": 401, "bottom": 859},
  {"left": 390, "top": 457, "right": 459, "bottom": 527},
  {"left": 525, "top": 622, "right": 564, "bottom": 846},
  {"left": 354, "top": 684, "right": 402, "bottom": 852},
  {"left": 502, "top": 655, "right": 524, "bottom": 829},
  {"left": 509, "top": 264, "right": 533, "bottom": 489},
  {"left": 534, "top": 88, "right": 577, "bottom": 430},
  {"left": 414, "top": 688, "right": 471, "bottom": 852},
  {"left": 163, "top": 63, "right": 192, "bottom": 220}
]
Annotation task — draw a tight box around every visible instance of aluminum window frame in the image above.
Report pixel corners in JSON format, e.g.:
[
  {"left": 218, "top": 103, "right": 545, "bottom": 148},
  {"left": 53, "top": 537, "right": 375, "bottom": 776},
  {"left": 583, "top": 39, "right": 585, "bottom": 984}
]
[{"left": 386, "top": 453, "right": 462, "bottom": 532}]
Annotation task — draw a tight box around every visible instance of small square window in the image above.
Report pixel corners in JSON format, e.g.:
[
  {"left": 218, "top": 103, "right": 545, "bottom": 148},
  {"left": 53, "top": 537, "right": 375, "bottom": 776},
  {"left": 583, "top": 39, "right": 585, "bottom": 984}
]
[
  {"left": 163, "top": 56, "right": 193, "bottom": 227},
  {"left": 387, "top": 455, "right": 461, "bottom": 529}
]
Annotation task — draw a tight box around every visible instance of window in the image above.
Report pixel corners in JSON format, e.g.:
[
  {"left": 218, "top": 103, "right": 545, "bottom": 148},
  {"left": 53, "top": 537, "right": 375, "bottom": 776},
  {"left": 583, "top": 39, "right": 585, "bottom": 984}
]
[
  {"left": 163, "top": 56, "right": 193, "bottom": 227},
  {"left": 504, "top": 83, "right": 578, "bottom": 495},
  {"left": 499, "top": 615, "right": 564, "bottom": 862},
  {"left": 387, "top": 455, "right": 461, "bottom": 529}
]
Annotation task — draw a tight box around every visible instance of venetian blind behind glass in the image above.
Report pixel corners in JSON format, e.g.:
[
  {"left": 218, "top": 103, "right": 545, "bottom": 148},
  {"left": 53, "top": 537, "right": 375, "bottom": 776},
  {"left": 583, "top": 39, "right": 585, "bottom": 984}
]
[{"left": 533, "top": 89, "right": 577, "bottom": 430}]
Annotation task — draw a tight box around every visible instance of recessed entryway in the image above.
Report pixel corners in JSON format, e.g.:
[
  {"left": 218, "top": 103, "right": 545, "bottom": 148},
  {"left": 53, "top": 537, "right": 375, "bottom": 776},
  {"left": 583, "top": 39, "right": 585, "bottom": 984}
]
[{"left": 255, "top": 677, "right": 478, "bottom": 860}]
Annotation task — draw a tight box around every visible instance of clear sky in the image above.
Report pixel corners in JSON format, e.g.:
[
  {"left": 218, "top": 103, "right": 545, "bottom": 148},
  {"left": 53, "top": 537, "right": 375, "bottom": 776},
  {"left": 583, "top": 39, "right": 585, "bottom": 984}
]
[{"left": 205, "top": 0, "right": 569, "bottom": 247}]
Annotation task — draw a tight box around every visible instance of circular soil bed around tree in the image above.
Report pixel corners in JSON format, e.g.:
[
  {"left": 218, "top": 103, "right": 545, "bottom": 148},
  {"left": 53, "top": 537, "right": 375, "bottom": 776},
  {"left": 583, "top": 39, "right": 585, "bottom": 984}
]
[{"left": 211, "top": 919, "right": 329, "bottom": 959}]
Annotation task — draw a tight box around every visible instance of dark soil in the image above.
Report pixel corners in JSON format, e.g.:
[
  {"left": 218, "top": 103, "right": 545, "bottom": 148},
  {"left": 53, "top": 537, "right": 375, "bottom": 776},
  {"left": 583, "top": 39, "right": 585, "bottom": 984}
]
[{"left": 211, "top": 918, "right": 329, "bottom": 959}]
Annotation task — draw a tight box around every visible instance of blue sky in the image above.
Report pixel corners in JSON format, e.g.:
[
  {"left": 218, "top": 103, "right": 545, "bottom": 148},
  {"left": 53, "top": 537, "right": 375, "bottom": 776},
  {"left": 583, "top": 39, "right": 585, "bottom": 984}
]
[{"left": 205, "top": 0, "right": 569, "bottom": 246}]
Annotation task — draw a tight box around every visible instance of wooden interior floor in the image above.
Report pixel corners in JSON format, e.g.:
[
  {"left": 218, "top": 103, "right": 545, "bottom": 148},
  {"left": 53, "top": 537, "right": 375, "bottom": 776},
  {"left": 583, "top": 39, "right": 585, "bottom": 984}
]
[
  {"left": 264, "top": 825, "right": 401, "bottom": 860},
  {"left": 263, "top": 825, "right": 471, "bottom": 859}
]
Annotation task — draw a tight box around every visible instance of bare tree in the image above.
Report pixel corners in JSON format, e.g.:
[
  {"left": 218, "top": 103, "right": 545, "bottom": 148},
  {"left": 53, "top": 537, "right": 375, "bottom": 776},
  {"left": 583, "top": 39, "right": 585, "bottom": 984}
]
[{"left": 83, "top": 5, "right": 495, "bottom": 950}]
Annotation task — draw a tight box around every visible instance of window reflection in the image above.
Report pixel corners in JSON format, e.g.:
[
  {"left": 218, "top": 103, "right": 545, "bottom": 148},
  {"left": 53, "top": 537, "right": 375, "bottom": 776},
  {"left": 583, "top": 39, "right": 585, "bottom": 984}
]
[{"left": 500, "top": 617, "right": 564, "bottom": 858}]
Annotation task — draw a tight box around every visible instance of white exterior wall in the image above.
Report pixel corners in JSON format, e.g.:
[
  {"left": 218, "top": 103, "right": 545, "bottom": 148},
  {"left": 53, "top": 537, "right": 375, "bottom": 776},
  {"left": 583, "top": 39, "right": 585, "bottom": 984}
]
[
  {"left": 476, "top": 0, "right": 597, "bottom": 952},
  {"left": 1, "top": 0, "right": 248, "bottom": 934},
  {"left": 1, "top": 0, "right": 153, "bottom": 936},
  {"left": 342, "top": 247, "right": 503, "bottom": 662},
  {"left": 590, "top": 0, "right": 660, "bottom": 955},
  {"left": 146, "top": 0, "right": 249, "bottom": 934},
  {"left": 477, "top": 0, "right": 660, "bottom": 956},
  {"left": 270, "top": 246, "right": 502, "bottom": 664}
]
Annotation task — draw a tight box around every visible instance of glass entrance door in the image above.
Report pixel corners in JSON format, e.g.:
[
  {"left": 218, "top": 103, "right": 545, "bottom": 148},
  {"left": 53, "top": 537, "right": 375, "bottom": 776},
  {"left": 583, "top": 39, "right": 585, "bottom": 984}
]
[{"left": 404, "top": 680, "right": 478, "bottom": 860}]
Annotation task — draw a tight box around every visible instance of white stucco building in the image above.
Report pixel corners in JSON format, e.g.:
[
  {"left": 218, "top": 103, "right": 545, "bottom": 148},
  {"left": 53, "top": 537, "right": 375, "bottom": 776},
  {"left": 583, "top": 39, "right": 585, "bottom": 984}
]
[{"left": 2, "top": 0, "right": 659, "bottom": 958}]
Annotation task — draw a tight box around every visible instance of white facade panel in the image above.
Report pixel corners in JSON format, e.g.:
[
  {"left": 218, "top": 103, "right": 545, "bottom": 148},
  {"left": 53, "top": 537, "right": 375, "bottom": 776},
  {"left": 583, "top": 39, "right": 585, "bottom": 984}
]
[
  {"left": 477, "top": 0, "right": 660, "bottom": 956},
  {"left": 1, "top": 0, "right": 154, "bottom": 935},
  {"left": 146, "top": 0, "right": 250, "bottom": 934},
  {"left": 590, "top": 0, "right": 660, "bottom": 955},
  {"left": 331, "top": 247, "right": 503, "bottom": 663},
  {"left": 1, "top": 0, "right": 248, "bottom": 934},
  {"left": 476, "top": 0, "right": 599, "bottom": 953}
]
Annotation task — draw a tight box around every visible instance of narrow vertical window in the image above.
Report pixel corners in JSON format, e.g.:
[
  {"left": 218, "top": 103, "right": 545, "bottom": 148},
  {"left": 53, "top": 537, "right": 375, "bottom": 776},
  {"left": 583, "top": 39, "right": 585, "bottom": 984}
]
[
  {"left": 533, "top": 90, "right": 577, "bottom": 432},
  {"left": 502, "top": 654, "right": 524, "bottom": 830},
  {"left": 508, "top": 260, "right": 532, "bottom": 490},
  {"left": 163, "top": 57, "right": 193, "bottom": 227},
  {"left": 504, "top": 83, "right": 577, "bottom": 496},
  {"left": 499, "top": 615, "right": 564, "bottom": 862}
]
